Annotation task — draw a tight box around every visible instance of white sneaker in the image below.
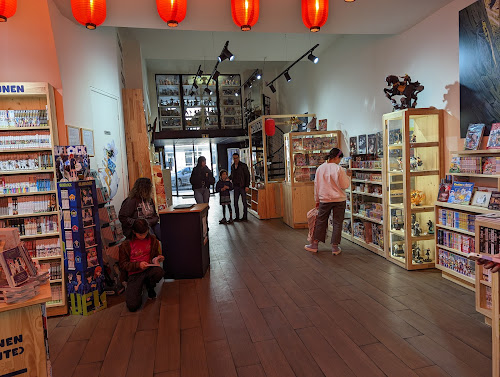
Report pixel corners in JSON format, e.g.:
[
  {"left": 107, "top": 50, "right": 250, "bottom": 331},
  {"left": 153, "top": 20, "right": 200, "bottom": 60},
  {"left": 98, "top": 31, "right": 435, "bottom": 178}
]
[{"left": 332, "top": 246, "right": 342, "bottom": 256}]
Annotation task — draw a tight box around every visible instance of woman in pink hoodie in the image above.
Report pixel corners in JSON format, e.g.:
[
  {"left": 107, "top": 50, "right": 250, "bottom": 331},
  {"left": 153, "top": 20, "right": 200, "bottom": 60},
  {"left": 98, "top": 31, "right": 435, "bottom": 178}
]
[{"left": 305, "top": 148, "right": 351, "bottom": 255}]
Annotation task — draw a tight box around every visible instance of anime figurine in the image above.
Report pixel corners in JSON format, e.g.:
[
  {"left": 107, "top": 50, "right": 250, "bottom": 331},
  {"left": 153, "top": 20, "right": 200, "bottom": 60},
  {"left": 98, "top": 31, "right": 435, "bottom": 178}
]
[
  {"left": 410, "top": 156, "right": 423, "bottom": 171},
  {"left": 414, "top": 247, "right": 423, "bottom": 263},
  {"left": 411, "top": 190, "right": 425, "bottom": 206},
  {"left": 412, "top": 219, "right": 422, "bottom": 237},
  {"left": 384, "top": 74, "right": 424, "bottom": 110},
  {"left": 424, "top": 249, "right": 432, "bottom": 263},
  {"left": 427, "top": 220, "right": 434, "bottom": 235},
  {"left": 410, "top": 134, "right": 417, "bottom": 143}
]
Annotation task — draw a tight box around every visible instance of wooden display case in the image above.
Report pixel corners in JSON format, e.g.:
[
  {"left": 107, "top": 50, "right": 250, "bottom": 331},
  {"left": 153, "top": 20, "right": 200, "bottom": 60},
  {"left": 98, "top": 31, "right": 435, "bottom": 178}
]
[
  {"left": 0, "top": 82, "right": 66, "bottom": 316},
  {"left": 342, "top": 154, "right": 386, "bottom": 257},
  {"left": 282, "top": 130, "right": 342, "bottom": 228},
  {"left": 383, "top": 109, "right": 444, "bottom": 270},
  {"left": 247, "top": 115, "right": 310, "bottom": 220}
]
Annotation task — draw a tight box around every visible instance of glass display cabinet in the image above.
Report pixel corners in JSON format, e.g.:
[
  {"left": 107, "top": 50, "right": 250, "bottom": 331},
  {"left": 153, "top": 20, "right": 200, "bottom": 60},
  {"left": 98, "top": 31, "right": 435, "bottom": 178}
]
[
  {"left": 156, "top": 74, "right": 182, "bottom": 130},
  {"left": 182, "top": 74, "right": 218, "bottom": 130},
  {"left": 384, "top": 108, "right": 444, "bottom": 270},
  {"left": 218, "top": 75, "right": 242, "bottom": 129},
  {"left": 282, "top": 130, "right": 341, "bottom": 228}
]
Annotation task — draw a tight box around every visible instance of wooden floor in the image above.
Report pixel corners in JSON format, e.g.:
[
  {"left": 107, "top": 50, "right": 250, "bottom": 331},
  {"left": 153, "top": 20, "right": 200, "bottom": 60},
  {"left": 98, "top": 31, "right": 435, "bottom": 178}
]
[{"left": 48, "top": 197, "right": 493, "bottom": 377}]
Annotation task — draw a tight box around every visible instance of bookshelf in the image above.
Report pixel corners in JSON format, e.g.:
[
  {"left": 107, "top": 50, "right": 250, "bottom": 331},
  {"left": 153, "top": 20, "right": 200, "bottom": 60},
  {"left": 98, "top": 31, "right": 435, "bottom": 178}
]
[
  {"left": 341, "top": 154, "right": 386, "bottom": 258},
  {"left": 0, "top": 82, "right": 65, "bottom": 316},
  {"left": 383, "top": 109, "right": 444, "bottom": 270}
]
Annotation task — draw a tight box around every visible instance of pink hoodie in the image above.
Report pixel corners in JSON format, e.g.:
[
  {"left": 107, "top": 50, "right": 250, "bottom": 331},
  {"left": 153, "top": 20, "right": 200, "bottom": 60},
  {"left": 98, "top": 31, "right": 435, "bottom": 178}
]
[{"left": 314, "top": 162, "right": 351, "bottom": 203}]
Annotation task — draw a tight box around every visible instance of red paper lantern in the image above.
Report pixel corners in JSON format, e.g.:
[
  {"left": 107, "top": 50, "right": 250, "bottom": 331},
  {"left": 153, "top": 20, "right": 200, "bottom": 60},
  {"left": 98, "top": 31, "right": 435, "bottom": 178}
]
[
  {"left": 71, "top": 0, "right": 106, "bottom": 30},
  {"left": 265, "top": 118, "right": 276, "bottom": 136},
  {"left": 157, "top": 0, "right": 187, "bottom": 28},
  {"left": 231, "top": 0, "right": 259, "bottom": 31},
  {"left": 0, "top": 0, "right": 17, "bottom": 22},
  {"left": 302, "top": 0, "right": 328, "bottom": 32}
]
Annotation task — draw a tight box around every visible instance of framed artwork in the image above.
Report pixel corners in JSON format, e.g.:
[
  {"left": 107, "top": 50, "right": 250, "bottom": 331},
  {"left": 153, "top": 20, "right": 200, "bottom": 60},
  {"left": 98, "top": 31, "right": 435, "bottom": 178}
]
[
  {"left": 358, "top": 135, "right": 367, "bottom": 154},
  {"left": 471, "top": 191, "right": 492, "bottom": 208},
  {"left": 67, "top": 125, "right": 81, "bottom": 145},
  {"left": 81, "top": 128, "right": 95, "bottom": 156}
]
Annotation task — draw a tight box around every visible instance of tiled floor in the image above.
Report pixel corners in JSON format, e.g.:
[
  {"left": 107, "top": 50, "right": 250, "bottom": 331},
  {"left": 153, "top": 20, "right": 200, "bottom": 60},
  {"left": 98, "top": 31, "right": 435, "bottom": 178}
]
[{"left": 48, "top": 197, "right": 492, "bottom": 377}]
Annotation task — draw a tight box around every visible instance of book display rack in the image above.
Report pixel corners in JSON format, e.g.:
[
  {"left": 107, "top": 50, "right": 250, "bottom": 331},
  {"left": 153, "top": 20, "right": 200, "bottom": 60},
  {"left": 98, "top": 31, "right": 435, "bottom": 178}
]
[
  {"left": 0, "top": 82, "right": 65, "bottom": 316},
  {"left": 57, "top": 180, "right": 106, "bottom": 316},
  {"left": 341, "top": 153, "right": 386, "bottom": 257},
  {"left": 384, "top": 109, "right": 444, "bottom": 270},
  {"left": 283, "top": 130, "right": 341, "bottom": 228}
]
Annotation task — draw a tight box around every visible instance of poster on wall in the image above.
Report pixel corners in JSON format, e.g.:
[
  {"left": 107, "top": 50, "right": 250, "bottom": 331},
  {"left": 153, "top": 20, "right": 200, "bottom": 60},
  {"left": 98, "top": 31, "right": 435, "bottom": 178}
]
[
  {"left": 459, "top": 0, "right": 500, "bottom": 137},
  {"left": 99, "top": 141, "right": 120, "bottom": 200}
]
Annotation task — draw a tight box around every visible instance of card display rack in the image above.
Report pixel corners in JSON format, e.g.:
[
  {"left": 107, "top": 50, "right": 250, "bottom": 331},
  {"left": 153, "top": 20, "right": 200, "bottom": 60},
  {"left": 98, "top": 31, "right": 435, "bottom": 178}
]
[
  {"left": 57, "top": 180, "right": 106, "bottom": 316},
  {"left": 283, "top": 130, "right": 342, "bottom": 228},
  {"left": 341, "top": 155, "right": 386, "bottom": 258},
  {"left": 0, "top": 82, "right": 65, "bottom": 316},
  {"left": 383, "top": 109, "right": 444, "bottom": 270}
]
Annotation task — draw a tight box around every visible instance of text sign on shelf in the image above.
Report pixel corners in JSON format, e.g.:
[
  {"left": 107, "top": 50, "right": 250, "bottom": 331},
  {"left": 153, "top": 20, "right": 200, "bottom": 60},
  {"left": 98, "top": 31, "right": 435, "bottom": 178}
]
[
  {"left": 0, "top": 85, "right": 24, "bottom": 93},
  {"left": 251, "top": 120, "right": 263, "bottom": 134}
]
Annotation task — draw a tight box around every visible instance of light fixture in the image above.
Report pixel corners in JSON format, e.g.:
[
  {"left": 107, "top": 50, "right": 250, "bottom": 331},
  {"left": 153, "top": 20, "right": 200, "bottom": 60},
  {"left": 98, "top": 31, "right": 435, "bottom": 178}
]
[
  {"left": 156, "top": 0, "right": 187, "bottom": 27},
  {"left": 302, "top": 0, "right": 328, "bottom": 32},
  {"left": 256, "top": 73, "right": 262, "bottom": 80},
  {"left": 71, "top": 0, "right": 107, "bottom": 30},
  {"left": 0, "top": 0, "right": 17, "bottom": 22},
  {"left": 218, "top": 41, "right": 235, "bottom": 62},
  {"left": 284, "top": 71, "right": 291, "bottom": 82},
  {"left": 213, "top": 70, "right": 220, "bottom": 81},
  {"left": 204, "top": 87, "right": 212, "bottom": 95},
  {"left": 235, "top": 91, "right": 239, "bottom": 97},
  {"left": 189, "top": 91, "right": 195, "bottom": 96},
  {"left": 269, "top": 84, "right": 276, "bottom": 93},
  {"left": 345, "top": 0, "right": 355, "bottom": 2},
  {"left": 249, "top": 82, "right": 253, "bottom": 88},
  {"left": 231, "top": 0, "right": 259, "bottom": 31},
  {"left": 308, "top": 53, "right": 319, "bottom": 64},
  {"left": 193, "top": 81, "right": 198, "bottom": 89}
]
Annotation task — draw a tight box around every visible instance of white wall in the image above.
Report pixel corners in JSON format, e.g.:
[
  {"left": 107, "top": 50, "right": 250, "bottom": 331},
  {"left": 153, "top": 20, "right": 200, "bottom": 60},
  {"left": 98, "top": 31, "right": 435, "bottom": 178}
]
[
  {"left": 279, "top": 0, "right": 477, "bottom": 163},
  {"left": 48, "top": 0, "right": 129, "bottom": 208}
]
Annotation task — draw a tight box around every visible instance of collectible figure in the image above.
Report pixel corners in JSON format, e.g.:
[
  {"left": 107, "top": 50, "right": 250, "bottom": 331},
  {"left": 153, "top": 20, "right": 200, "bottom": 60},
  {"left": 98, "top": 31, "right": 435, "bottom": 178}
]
[
  {"left": 412, "top": 219, "right": 422, "bottom": 237},
  {"left": 410, "top": 156, "right": 423, "bottom": 171},
  {"left": 427, "top": 220, "right": 434, "bottom": 234},
  {"left": 410, "top": 133, "right": 417, "bottom": 143},
  {"left": 411, "top": 190, "right": 426, "bottom": 206},
  {"left": 392, "top": 244, "right": 404, "bottom": 257},
  {"left": 415, "top": 247, "right": 423, "bottom": 263},
  {"left": 424, "top": 249, "right": 432, "bottom": 263},
  {"left": 383, "top": 74, "right": 424, "bottom": 110}
]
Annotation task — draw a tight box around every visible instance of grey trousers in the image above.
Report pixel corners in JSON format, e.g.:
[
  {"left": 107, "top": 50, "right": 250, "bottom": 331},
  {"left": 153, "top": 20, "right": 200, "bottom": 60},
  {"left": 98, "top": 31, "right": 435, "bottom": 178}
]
[
  {"left": 194, "top": 187, "right": 210, "bottom": 204},
  {"left": 313, "top": 201, "right": 346, "bottom": 245}
]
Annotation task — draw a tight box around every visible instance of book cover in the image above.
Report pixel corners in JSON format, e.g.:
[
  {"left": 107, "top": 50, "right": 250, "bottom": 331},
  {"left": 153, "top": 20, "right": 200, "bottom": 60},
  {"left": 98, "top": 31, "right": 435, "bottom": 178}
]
[
  {"left": 487, "top": 123, "right": 500, "bottom": 149},
  {"left": 464, "top": 123, "right": 485, "bottom": 150},
  {"left": 349, "top": 137, "right": 358, "bottom": 155},
  {"left": 321, "top": 137, "right": 336, "bottom": 150},
  {"left": 83, "top": 208, "right": 94, "bottom": 227},
  {"left": 84, "top": 227, "right": 96, "bottom": 248},
  {"left": 358, "top": 135, "right": 367, "bottom": 154},
  {"left": 367, "top": 134, "right": 377, "bottom": 154},
  {"left": 308, "top": 154, "right": 320, "bottom": 166},
  {"left": 489, "top": 191, "right": 500, "bottom": 210},
  {"left": 376, "top": 132, "right": 383, "bottom": 156},
  {"left": 0, "top": 246, "right": 31, "bottom": 287},
  {"left": 437, "top": 181, "right": 452, "bottom": 202},
  {"left": 302, "top": 138, "right": 314, "bottom": 150},
  {"left": 291, "top": 138, "right": 302, "bottom": 152},
  {"left": 449, "top": 156, "right": 461, "bottom": 173},
  {"left": 294, "top": 153, "right": 307, "bottom": 167},
  {"left": 311, "top": 137, "right": 323, "bottom": 150},
  {"left": 448, "top": 182, "right": 475, "bottom": 205},
  {"left": 471, "top": 191, "right": 492, "bottom": 207},
  {"left": 318, "top": 119, "right": 327, "bottom": 131}
]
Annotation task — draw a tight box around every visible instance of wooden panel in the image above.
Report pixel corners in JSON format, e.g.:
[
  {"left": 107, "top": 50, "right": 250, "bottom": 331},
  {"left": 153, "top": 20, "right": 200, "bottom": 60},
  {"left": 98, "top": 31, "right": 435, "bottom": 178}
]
[
  {"left": 282, "top": 183, "right": 293, "bottom": 227},
  {"left": 414, "top": 366, "right": 451, "bottom": 377},
  {"left": 155, "top": 304, "right": 181, "bottom": 373},
  {"left": 205, "top": 339, "right": 238, "bottom": 377},
  {"left": 231, "top": 289, "right": 273, "bottom": 342},
  {"left": 0, "top": 304, "right": 48, "bottom": 377},
  {"left": 52, "top": 340, "right": 87, "bottom": 377},
  {"left": 254, "top": 339, "right": 296, "bottom": 377},
  {"left": 126, "top": 330, "right": 157, "bottom": 377},
  {"left": 361, "top": 343, "right": 419, "bottom": 377},
  {"left": 179, "top": 281, "right": 201, "bottom": 330},
  {"left": 49, "top": 325, "right": 75, "bottom": 362},
  {"left": 72, "top": 362, "right": 102, "bottom": 377},
  {"left": 180, "top": 327, "right": 209, "bottom": 377},
  {"left": 122, "top": 88, "right": 153, "bottom": 188},
  {"left": 236, "top": 365, "right": 266, "bottom": 377}
]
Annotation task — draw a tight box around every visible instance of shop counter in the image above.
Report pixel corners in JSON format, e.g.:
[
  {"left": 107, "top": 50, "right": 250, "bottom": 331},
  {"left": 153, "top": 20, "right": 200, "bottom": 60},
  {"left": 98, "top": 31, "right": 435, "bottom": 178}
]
[
  {"left": 0, "top": 282, "right": 52, "bottom": 377},
  {"left": 160, "top": 203, "right": 210, "bottom": 279}
]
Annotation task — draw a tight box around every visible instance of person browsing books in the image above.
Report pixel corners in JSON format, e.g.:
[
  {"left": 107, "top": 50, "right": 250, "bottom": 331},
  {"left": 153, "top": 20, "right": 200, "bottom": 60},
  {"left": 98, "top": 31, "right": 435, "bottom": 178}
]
[
  {"left": 305, "top": 148, "right": 352, "bottom": 255},
  {"left": 215, "top": 169, "right": 234, "bottom": 224},
  {"left": 119, "top": 219, "right": 164, "bottom": 312}
]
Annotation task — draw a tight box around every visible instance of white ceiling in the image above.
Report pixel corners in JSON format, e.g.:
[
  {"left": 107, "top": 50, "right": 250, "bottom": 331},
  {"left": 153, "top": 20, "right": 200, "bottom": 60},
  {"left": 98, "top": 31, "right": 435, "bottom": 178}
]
[{"left": 52, "top": 0, "right": 455, "bottom": 35}]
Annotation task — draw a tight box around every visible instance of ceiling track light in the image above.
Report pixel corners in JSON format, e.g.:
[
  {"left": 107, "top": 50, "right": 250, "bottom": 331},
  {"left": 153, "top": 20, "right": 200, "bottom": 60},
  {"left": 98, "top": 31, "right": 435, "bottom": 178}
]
[
  {"left": 187, "top": 64, "right": 203, "bottom": 96},
  {"left": 218, "top": 41, "right": 235, "bottom": 62},
  {"left": 242, "top": 69, "right": 262, "bottom": 90},
  {"left": 204, "top": 87, "right": 213, "bottom": 95},
  {"left": 308, "top": 53, "right": 319, "bottom": 64},
  {"left": 266, "top": 44, "right": 320, "bottom": 93}
]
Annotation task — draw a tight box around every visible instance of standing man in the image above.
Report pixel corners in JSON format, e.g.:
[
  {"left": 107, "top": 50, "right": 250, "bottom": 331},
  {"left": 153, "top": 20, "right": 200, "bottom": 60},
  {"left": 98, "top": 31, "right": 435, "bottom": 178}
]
[{"left": 230, "top": 153, "right": 250, "bottom": 222}]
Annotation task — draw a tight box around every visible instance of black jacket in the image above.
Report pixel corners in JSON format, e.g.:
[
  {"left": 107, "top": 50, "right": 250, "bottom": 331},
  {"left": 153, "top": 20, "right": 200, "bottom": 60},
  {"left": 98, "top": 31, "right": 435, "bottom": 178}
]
[
  {"left": 190, "top": 165, "right": 215, "bottom": 189},
  {"left": 230, "top": 162, "right": 250, "bottom": 188},
  {"left": 118, "top": 196, "right": 159, "bottom": 239}
]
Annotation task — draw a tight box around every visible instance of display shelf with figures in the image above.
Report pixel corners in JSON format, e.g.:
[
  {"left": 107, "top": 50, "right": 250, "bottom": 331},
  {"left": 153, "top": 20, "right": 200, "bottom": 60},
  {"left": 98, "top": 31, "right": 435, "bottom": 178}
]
[
  {"left": 384, "top": 108, "right": 444, "bottom": 270},
  {"left": 0, "top": 82, "right": 65, "bottom": 317},
  {"left": 156, "top": 74, "right": 183, "bottom": 130},
  {"left": 282, "top": 129, "right": 341, "bottom": 228},
  {"left": 57, "top": 180, "right": 106, "bottom": 316},
  {"left": 219, "top": 74, "right": 243, "bottom": 129}
]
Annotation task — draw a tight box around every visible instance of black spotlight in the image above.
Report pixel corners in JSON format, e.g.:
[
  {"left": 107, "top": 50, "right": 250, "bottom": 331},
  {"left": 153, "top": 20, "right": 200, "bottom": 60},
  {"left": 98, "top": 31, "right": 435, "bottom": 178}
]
[
  {"left": 269, "top": 84, "right": 276, "bottom": 93},
  {"left": 218, "top": 44, "right": 235, "bottom": 62},
  {"left": 284, "top": 71, "right": 292, "bottom": 82},
  {"left": 235, "top": 91, "right": 239, "bottom": 97},
  {"left": 256, "top": 72, "right": 262, "bottom": 80},
  {"left": 193, "top": 82, "right": 199, "bottom": 89},
  {"left": 249, "top": 81, "right": 253, "bottom": 88},
  {"left": 308, "top": 53, "right": 319, "bottom": 64},
  {"left": 204, "top": 87, "right": 212, "bottom": 95},
  {"left": 213, "top": 70, "right": 220, "bottom": 80}
]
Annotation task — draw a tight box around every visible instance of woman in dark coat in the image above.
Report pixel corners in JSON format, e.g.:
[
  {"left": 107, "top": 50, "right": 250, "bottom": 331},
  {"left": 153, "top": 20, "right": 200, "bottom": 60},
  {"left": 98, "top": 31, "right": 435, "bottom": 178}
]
[{"left": 190, "top": 156, "right": 215, "bottom": 204}]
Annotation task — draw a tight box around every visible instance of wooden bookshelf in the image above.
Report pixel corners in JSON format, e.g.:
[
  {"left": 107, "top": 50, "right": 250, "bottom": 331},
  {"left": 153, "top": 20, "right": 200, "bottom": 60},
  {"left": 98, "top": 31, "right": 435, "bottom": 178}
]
[{"left": 0, "top": 82, "right": 66, "bottom": 317}]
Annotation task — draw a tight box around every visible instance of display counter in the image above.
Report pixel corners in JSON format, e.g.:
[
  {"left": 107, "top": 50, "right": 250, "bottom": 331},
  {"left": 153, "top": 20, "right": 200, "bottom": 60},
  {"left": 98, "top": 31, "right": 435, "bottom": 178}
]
[
  {"left": 159, "top": 203, "right": 209, "bottom": 279},
  {"left": 0, "top": 282, "right": 52, "bottom": 377}
]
